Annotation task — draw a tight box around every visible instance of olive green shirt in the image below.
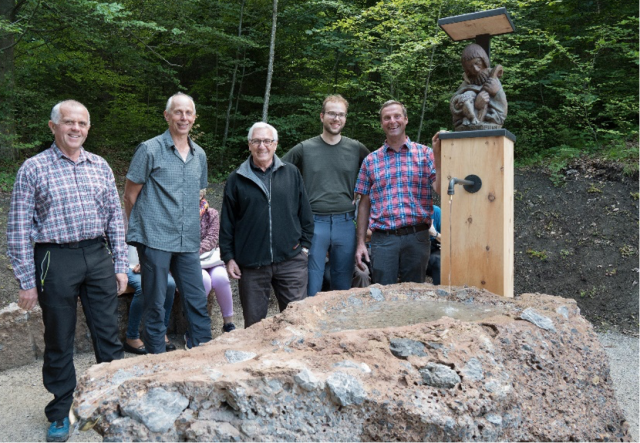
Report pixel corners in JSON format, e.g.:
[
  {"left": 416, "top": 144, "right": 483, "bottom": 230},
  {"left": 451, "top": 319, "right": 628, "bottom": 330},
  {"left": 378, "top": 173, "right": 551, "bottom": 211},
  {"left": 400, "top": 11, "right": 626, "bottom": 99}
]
[{"left": 282, "top": 135, "right": 369, "bottom": 214}]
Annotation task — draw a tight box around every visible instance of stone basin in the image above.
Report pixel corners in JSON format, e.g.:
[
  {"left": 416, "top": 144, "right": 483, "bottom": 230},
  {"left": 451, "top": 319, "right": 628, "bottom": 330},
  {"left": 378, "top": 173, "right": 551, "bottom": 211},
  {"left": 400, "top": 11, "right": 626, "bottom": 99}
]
[{"left": 73, "top": 283, "right": 630, "bottom": 441}]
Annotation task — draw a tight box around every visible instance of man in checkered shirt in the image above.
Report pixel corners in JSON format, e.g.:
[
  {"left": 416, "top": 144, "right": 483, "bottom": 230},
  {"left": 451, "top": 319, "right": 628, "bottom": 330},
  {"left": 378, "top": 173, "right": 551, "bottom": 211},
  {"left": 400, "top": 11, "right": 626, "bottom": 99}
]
[
  {"left": 7, "top": 100, "right": 127, "bottom": 442},
  {"left": 354, "top": 100, "right": 443, "bottom": 285}
]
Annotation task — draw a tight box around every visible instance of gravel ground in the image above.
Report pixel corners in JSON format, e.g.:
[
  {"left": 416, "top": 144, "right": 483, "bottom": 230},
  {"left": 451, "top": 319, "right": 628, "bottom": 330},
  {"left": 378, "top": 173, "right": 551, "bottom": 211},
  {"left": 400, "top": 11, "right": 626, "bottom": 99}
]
[{"left": 0, "top": 332, "right": 637, "bottom": 442}]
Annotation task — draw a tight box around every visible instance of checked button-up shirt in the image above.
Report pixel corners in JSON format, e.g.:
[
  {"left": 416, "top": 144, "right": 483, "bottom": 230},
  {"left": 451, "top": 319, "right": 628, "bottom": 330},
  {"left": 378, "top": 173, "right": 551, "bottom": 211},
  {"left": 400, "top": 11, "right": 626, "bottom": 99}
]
[
  {"left": 354, "top": 137, "right": 437, "bottom": 231},
  {"left": 7, "top": 143, "right": 128, "bottom": 290}
]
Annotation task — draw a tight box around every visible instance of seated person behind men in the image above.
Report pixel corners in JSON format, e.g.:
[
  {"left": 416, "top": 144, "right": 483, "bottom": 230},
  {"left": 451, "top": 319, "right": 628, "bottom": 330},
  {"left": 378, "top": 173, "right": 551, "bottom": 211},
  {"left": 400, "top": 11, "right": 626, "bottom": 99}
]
[{"left": 199, "top": 189, "right": 236, "bottom": 335}]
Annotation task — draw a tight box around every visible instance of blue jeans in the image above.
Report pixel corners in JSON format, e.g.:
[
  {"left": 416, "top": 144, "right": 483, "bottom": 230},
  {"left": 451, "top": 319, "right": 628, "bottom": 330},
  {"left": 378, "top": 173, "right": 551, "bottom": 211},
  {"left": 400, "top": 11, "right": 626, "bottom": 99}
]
[
  {"left": 137, "top": 246, "right": 211, "bottom": 353},
  {"left": 370, "top": 229, "right": 431, "bottom": 285},
  {"left": 307, "top": 212, "right": 356, "bottom": 296},
  {"left": 126, "top": 269, "right": 176, "bottom": 340}
]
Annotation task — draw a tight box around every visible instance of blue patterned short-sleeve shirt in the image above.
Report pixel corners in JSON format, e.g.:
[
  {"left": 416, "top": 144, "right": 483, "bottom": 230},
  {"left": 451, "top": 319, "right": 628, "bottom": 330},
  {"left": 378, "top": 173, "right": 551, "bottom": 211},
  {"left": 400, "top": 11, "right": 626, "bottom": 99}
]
[{"left": 126, "top": 130, "right": 208, "bottom": 252}]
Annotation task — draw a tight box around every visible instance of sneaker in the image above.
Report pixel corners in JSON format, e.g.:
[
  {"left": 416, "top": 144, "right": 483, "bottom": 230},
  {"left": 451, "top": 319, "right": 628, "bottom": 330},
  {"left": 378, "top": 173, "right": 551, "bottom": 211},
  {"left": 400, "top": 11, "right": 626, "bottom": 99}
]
[
  {"left": 184, "top": 332, "right": 192, "bottom": 350},
  {"left": 47, "top": 418, "right": 69, "bottom": 442},
  {"left": 222, "top": 323, "right": 236, "bottom": 333}
]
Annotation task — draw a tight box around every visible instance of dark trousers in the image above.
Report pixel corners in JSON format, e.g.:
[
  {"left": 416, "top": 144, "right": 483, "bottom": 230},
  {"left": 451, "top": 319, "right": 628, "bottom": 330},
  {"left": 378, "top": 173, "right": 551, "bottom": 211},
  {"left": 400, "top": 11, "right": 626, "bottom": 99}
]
[
  {"left": 34, "top": 240, "right": 123, "bottom": 422},
  {"left": 137, "top": 246, "right": 211, "bottom": 353},
  {"left": 370, "top": 229, "right": 431, "bottom": 285},
  {"left": 238, "top": 253, "right": 308, "bottom": 328},
  {"left": 426, "top": 247, "right": 441, "bottom": 285}
]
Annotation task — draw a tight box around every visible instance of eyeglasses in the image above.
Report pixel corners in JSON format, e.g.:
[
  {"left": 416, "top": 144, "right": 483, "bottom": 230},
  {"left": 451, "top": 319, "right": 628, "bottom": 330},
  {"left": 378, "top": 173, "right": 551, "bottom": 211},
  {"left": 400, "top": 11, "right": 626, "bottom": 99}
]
[
  {"left": 324, "top": 111, "right": 347, "bottom": 119},
  {"left": 249, "top": 139, "right": 275, "bottom": 147}
]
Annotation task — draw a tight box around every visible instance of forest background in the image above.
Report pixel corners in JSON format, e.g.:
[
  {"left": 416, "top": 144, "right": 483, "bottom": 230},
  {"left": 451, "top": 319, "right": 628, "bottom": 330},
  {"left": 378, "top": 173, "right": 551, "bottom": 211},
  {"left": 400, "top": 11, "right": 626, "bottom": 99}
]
[{"left": 0, "top": 0, "right": 638, "bottom": 183}]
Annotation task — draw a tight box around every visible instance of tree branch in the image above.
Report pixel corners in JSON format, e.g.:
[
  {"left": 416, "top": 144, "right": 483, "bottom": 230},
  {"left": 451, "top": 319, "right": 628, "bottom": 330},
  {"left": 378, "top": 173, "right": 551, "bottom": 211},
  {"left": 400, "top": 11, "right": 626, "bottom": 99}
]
[
  {"left": 127, "top": 31, "right": 181, "bottom": 67},
  {"left": 0, "top": 0, "right": 42, "bottom": 52}
]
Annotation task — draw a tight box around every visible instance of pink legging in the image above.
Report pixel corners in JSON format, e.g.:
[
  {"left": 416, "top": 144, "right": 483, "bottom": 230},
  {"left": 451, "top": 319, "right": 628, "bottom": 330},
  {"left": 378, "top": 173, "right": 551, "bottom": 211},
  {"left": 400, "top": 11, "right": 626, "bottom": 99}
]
[{"left": 202, "top": 265, "right": 234, "bottom": 318}]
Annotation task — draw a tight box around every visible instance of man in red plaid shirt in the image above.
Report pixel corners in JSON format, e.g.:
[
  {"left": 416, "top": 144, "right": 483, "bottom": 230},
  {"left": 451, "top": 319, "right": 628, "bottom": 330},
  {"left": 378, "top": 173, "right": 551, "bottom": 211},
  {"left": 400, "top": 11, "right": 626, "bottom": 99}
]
[
  {"left": 354, "top": 100, "right": 442, "bottom": 285},
  {"left": 7, "top": 100, "right": 126, "bottom": 442}
]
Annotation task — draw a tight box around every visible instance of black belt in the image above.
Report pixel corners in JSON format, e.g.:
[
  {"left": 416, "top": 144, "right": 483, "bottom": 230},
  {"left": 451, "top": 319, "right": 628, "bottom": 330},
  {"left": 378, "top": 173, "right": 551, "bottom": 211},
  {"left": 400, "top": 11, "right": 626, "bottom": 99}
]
[
  {"left": 378, "top": 223, "right": 431, "bottom": 236},
  {"left": 37, "top": 237, "right": 104, "bottom": 249}
]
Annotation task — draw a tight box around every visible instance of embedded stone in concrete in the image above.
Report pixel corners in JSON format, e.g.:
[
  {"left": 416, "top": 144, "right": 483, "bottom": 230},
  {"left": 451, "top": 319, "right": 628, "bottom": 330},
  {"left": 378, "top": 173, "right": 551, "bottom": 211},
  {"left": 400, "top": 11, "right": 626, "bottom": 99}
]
[
  {"left": 73, "top": 284, "right": 631, "bottom": 442},
  {"left": 369, "top": 287, "right": 384, "bottom": 301},
  {"left": 326, "top": 371, "right": 367, "bottom": 406},
  {"left": 419, "top": 362, "right": 461, "bottom": 388},
  {"left": 225, "top": 350, "right": 256, "bottom": 364},
  {"left": 294, "top": 368, "right": 324, "bottom": 391},
  {"left": 121, "top": 387, "right": 189, "bottom": 433},
  {"left": 389, "top": 337, "right": 427, "bottom": 359},
  {"left": 520, "top": 307, "right": 556, "bottom": 332}
]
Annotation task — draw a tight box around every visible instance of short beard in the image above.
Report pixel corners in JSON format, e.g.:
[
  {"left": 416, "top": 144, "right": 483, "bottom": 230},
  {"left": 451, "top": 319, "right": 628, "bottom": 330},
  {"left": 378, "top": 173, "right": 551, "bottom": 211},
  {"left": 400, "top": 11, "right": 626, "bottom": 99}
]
[
  {"left": 323, "top": 122, "right": 344, "bottom": 135},
  {"left": 469, "top": 69, "right": 490, "bottom": 86}
]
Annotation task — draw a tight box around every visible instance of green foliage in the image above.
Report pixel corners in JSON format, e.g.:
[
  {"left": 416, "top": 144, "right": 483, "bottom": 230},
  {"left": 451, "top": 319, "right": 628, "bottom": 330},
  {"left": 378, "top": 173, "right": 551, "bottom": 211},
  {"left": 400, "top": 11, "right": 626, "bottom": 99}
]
[
  {"left": 619, "top": 244, "right": 637, "bottom": 258},
  {"left": 526, "top": 249, "right": 548, "bottom": 260},
  {"left": 0, "top": 0, "right": 636, "bottom": 174},
  {"left": 0, "top": 159, "right": 19, "bottom": 192}
]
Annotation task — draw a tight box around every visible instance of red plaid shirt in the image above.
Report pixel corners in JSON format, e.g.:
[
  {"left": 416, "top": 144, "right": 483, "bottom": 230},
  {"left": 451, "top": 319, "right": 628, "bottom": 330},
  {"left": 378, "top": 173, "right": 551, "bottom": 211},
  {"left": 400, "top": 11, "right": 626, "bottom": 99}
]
[
  {"left": 354, "top": 137, "right": 437, "bottom": 231},
  {"left": 7, "top": 144, "right": 127, "bottom": 290}
]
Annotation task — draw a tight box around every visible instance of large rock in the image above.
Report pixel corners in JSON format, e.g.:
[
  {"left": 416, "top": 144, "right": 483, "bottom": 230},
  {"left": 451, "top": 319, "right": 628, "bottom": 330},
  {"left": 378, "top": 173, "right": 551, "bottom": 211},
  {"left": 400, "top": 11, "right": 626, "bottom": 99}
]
[
  {"left": 0, "top": 296, "right": 133, "bottom": 371},
  {"left": 73, "top": 284, "right": 630, "bottom": 441},
  {"left": 0, "top": 303, "right": 43, "bottom": 370}
]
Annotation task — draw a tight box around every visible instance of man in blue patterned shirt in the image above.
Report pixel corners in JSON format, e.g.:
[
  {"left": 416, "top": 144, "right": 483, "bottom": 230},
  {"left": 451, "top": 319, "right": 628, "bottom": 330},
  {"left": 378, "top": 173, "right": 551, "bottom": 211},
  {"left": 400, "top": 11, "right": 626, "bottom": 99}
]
[
  {"left": 7, "top": 100, "right": 127, "bottom": 442},
  {"left": 124, "top": 92, "right": 211, "bottom": 353}
]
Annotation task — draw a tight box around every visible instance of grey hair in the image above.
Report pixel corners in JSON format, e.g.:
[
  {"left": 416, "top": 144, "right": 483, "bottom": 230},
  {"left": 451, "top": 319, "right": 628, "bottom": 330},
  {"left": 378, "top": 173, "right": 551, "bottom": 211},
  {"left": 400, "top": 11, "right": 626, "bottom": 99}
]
[
  {"left": 165, "top": 92, "right": 196, "bottom": 114},
  {"left": 199, "top": 188, "right": 207, "bottom": 200},
  {"left": 379, "top": 100, "right": 407, "bottom": 119},
  {"left": 51, "top": 100, "right": 91, "bottom": 125},
  {"left": 247, "top": 122, "right": 278, "bottom": 142}
]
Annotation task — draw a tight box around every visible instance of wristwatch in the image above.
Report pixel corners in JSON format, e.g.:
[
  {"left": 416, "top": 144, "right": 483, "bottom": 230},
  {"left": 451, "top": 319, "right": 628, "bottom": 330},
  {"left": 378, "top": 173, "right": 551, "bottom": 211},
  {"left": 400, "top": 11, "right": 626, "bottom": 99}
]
[{"left": 302, "top": 247, "right": 309, "bottom": 255}]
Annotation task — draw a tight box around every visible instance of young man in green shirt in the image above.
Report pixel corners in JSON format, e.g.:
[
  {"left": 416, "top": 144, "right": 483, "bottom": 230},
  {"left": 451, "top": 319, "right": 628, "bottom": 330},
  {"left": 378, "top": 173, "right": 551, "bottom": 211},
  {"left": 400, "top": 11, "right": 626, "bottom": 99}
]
[{"left": 283, "top": 95, "right": 369, "bottom": 296}]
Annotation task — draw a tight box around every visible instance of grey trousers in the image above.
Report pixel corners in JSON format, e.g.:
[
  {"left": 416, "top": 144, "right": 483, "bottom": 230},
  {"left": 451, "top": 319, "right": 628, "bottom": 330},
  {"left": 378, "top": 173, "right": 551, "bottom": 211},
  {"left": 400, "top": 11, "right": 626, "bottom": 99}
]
[
  {"left": 238, "top": 252, "right": 308, "bottom": 328},
  {"left": 137, "top": 245, "right": 212, "bottom": 353},
  {"left": 370, "top": 229, "right": 431, "bottom": 285}
]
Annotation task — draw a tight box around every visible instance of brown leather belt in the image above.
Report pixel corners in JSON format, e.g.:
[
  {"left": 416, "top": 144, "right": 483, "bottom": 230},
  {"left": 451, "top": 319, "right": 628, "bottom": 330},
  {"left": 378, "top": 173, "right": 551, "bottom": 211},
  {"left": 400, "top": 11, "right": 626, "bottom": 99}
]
[{"left": 378, "top": 223, "right": 431, "bottom": 236}]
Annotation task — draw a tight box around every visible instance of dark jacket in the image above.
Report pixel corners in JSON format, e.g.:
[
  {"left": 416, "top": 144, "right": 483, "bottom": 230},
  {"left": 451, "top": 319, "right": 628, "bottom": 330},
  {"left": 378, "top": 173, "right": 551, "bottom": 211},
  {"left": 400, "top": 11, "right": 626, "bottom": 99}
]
[{"left": 219, "top": 155, "right": 314, "bottom": 268}]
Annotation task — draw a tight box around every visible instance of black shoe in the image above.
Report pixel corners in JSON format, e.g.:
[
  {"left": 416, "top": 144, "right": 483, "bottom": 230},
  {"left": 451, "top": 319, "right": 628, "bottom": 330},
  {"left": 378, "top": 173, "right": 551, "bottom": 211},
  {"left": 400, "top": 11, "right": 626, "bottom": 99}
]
[
  {"left": 165, "top": 341, "right": 177, "bottom": 352},
  {"left": 123, "top": 341, "right": 147, "bottom": 355},
  {"left": 222, "top": 323, "right": 236, "bottom": 333}
]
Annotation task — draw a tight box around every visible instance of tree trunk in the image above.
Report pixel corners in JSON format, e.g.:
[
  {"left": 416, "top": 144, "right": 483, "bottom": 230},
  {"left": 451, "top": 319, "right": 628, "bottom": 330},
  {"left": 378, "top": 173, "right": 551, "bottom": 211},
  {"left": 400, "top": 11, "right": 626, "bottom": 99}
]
[
  {"left": 262, "top": 0, "right": 277, "bottom": 123},
  {"left": 222, "top": 0, "right": 245, "bottom": 150},
  {"left": 0, "top": 0, "right": 17, "bottom": 160},
  {"left": 417, "top": 2, "right": 443, "bottom": 143}
]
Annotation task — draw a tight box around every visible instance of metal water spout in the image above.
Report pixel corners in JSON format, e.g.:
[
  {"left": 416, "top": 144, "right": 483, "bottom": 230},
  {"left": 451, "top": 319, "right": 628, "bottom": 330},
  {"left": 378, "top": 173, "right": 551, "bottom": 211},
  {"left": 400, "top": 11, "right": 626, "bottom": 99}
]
[{"left": 447, "top": 174, "right": 482, "bottom": 195}]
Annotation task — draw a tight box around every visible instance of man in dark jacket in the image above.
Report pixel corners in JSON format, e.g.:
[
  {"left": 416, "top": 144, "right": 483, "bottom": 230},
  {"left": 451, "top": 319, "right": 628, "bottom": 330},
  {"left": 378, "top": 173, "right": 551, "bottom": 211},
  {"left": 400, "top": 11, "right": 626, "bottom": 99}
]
[{"left": 219, "top": 122, "right": 314, "bottom": 327}]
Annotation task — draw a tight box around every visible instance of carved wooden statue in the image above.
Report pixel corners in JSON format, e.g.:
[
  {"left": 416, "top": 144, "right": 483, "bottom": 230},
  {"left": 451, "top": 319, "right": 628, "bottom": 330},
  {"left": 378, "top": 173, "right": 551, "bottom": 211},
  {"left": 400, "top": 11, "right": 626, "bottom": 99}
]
[{"left": 450, "top": 43, "right": 508, "bottom": 131}]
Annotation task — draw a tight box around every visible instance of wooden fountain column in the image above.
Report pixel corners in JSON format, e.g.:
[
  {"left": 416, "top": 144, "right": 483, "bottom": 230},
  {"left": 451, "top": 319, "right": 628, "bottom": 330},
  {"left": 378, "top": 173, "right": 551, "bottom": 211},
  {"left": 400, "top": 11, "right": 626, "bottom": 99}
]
[{"left": 438, "top": 129, "right": 516, "bottom": 298}]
